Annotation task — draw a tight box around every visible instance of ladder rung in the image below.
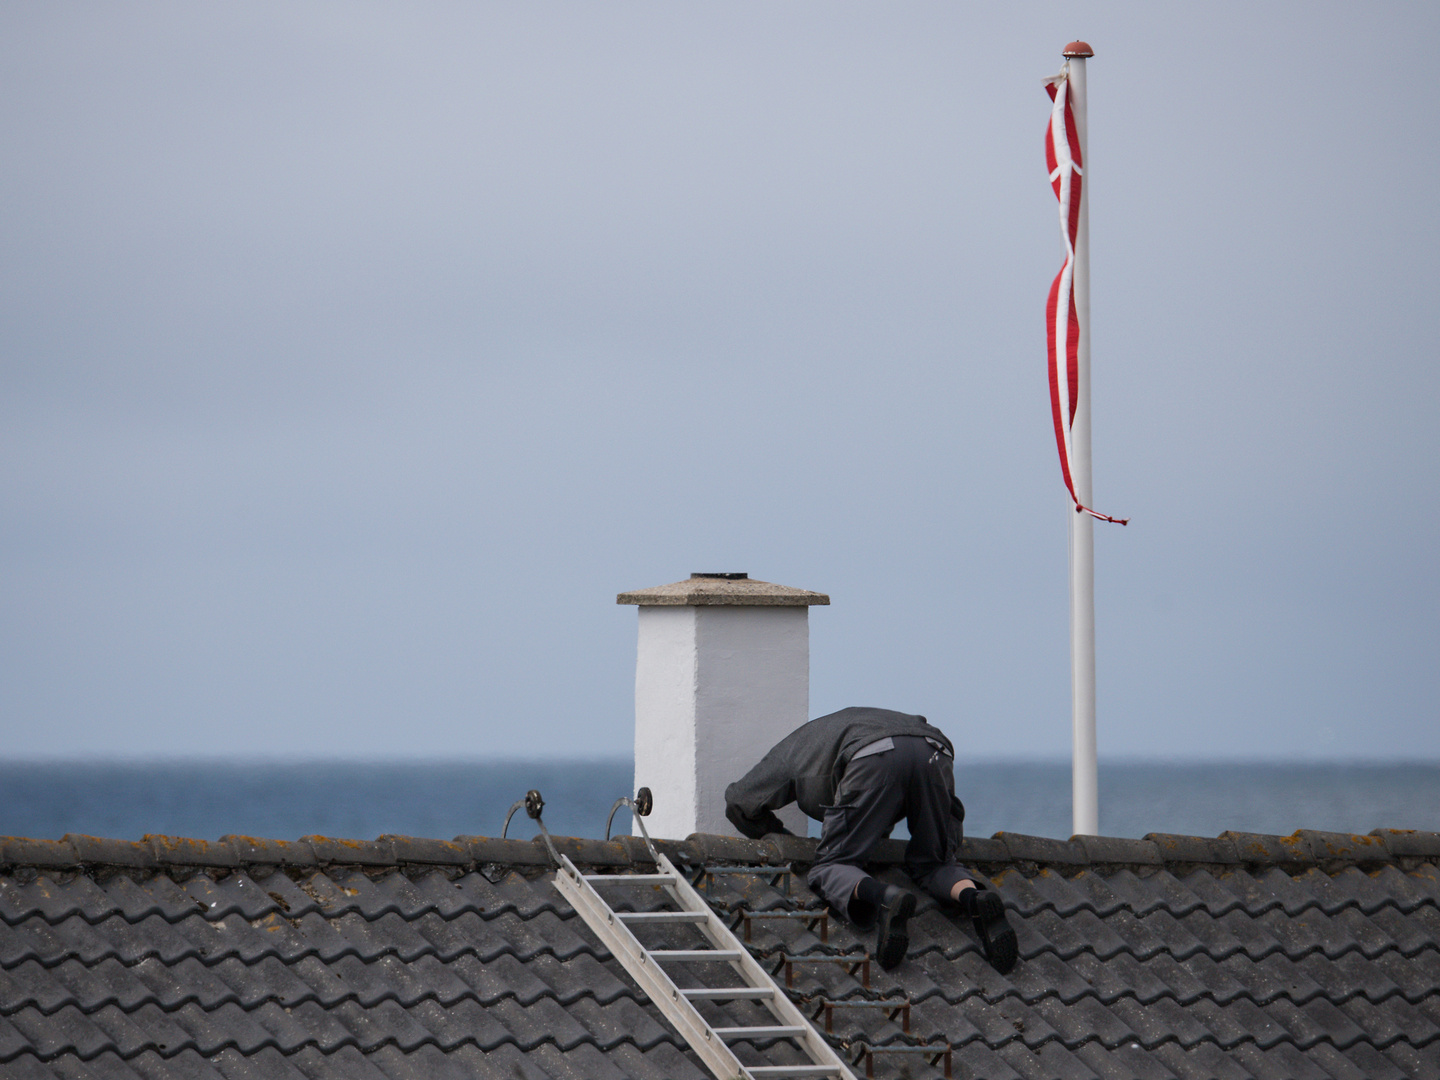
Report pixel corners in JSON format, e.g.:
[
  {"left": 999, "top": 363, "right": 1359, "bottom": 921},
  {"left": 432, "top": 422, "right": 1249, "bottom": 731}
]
[
  {"left": 713, "top": 1025, "right": 807, "bottom": 1041},
  {"left": 747, "top": 1068, "right": 842, "bottom": 1076},
  {"left": 681, "top": 987, "right": 775, "bottom": 1000},
  {"left": 650, "top": 949, "right": 744, "bottom": 962},
  {"left": 615, "top": 910, "right": 708, "bottom": 923},
  {"left": 582, "top": 873, "right": 675, "bottom": 884}
]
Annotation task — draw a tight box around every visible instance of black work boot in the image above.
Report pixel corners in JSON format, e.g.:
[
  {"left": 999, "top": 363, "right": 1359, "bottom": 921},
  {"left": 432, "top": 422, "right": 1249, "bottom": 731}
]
[
  {"left": 959, "top": 885, "right": 1018, "bottom": 974},
  {"left": 874, "top": 885, "right": 916, "bottom": 970}
]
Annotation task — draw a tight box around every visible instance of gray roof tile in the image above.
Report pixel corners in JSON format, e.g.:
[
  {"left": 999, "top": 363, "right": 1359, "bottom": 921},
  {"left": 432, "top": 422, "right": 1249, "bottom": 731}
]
[
  {"left": 47, "top": 1051, "right": 141, "bottom": 1080},
  {"left": 1223, "top": 832, "right": 1318, "bottom": 871},
  {"left": 1002, "top": 1038, "right": 1100, "bottom": 1078},
  {"left": 1371, "top": 829, "right": 1440, "bottom": 860},
  {"left": 1324, "top": 1040, "right": 1415, "bottom": 1080},
  {"left": 1074, "top": 1039, "right": 1180, "bottom": 1080},
  {"left": 1377, "top": 1037, "right": 1440, "bottom": 1080},
  {"left": 218, "top": 839, "right": 317, "bottom": 871},
  {"left": 221, "top": 1045, "right": 330, "bottom": 1080},
  {"left": 1148, "top": 1039, "right": 1256, "bottom": 1080},
  {"left": 1, "top": 840, "right": 79, "bottom": 870},
  {"left": 143, "top": 838, "right": 239, "bottom": 871},
  {"left": 950, "top": 1040, "right": 1025, "bottom": 1078},
  {"left": 1145, "top": 833, "right": 1243, "bottom": 867}
]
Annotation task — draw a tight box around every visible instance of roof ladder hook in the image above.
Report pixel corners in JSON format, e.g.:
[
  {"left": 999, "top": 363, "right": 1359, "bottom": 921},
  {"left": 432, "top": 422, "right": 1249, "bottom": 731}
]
[
  {"left": 502, "top": 788, "right": 563, "bottom": 868},
  {"left": 605, "top": 786, "right": 661, "bottom": 865}
]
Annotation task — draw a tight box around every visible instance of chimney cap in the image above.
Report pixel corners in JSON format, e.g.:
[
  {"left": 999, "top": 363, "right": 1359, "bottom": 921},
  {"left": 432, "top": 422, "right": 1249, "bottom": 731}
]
[{"left": 618, "top": 575, "right": 830, "bottom": 607}]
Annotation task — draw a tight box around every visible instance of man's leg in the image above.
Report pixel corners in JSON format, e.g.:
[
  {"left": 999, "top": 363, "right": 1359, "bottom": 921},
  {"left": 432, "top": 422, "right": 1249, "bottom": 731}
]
[
  {"left": 805, "top": 750, "right": 906, "bottom": 926},
  {"left": 896, "top": 736, "right": 1018, "bottom": 974},
  {"left": 806, "top": 749, "right": 927, "bottom": 968},
  {"left": 891, "top": 736, "right": 973, "bottom": 900}
]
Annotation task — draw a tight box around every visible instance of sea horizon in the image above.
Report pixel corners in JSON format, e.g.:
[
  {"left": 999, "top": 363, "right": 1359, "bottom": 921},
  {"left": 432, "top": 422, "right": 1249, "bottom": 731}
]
[{"left": 3, "top": 758, "right": 1437, "bottom": 846}]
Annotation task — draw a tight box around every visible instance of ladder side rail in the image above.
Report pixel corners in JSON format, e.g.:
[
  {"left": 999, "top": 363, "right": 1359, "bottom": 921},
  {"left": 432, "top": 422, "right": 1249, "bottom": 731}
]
[
  {"left": 553, "top": 856, "right": 752, "bottom": 1080},
  {"left": 657, "top": 855, "right": 859, "bottom": 1080}
]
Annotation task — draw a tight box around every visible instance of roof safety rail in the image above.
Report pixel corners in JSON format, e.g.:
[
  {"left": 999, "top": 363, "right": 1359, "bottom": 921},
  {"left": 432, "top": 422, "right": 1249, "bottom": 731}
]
[{"left": 853, "top": 1042, "right": 952, "bottom": 1078}]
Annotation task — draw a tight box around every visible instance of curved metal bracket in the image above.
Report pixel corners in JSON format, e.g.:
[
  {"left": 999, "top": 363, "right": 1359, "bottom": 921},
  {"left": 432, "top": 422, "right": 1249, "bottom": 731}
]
[
  {"left": 500, "top": 800, "right": 524, "bottom": 840},
  {"left": 501, "top": 788, "right": 561, "bottom": 867},
  {"left": 603, "top": 801, "right": 624, "bottom": 842},
  {"left": 604, "top": 786, "right": 660, "bottom": 865}
]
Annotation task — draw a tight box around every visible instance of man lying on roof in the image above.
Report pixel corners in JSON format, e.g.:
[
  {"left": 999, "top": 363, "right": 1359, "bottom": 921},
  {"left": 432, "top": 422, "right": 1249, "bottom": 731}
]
[{"left": 724, "top": 706, "right": 1017, "bottom": 973}]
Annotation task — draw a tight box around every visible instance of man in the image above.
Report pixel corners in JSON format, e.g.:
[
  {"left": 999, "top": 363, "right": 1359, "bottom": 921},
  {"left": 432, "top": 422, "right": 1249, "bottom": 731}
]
[{"left": 724, "top": 706, "right": 1017, "bottom": 973}]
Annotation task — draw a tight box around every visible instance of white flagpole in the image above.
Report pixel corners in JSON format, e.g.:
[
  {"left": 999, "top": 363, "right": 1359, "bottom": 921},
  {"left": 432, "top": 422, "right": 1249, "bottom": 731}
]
[{"left": 1064, "top": 40, "right": 1098, "bottom": 838}]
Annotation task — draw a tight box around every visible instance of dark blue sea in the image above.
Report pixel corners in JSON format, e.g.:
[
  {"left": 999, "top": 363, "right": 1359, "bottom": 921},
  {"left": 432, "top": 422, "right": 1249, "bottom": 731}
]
[{"left": 2, "top": 760, "right": 1437, "bottom": 844}]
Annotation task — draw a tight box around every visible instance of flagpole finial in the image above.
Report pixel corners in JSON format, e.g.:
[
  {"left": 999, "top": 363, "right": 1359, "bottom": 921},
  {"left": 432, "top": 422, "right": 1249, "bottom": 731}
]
[{"left": 1062, "top": 40, "right": 1094, "bottom": 58}]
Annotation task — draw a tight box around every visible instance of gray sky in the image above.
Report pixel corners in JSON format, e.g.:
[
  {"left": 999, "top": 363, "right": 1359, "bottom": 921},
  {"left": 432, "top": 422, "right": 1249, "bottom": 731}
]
[{"left": 2, "top": 3, "right": 1436, "bottom": 762}]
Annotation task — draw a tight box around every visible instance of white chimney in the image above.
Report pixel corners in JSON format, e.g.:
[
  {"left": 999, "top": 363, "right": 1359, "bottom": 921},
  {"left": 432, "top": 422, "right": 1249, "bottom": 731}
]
[{"left": 618, "top": 573, "right": 830, "bottom": 840}]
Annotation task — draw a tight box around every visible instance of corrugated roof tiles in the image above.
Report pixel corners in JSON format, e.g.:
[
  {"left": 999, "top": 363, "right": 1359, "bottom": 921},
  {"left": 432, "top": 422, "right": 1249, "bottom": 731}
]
[{"left": 1, "top": 827, "right": 1437, "bottom": 1079}]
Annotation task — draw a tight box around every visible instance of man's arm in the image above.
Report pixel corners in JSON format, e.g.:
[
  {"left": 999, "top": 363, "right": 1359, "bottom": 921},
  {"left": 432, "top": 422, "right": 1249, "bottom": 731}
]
[{"left": 723, "top": 751, "right": 798, "bottom": 838}]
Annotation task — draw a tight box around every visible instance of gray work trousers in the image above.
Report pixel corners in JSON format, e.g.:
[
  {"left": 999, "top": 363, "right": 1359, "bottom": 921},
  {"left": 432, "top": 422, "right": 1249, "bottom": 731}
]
[{"left": 806, "top": 735, "right": 975, "bottom": 928}]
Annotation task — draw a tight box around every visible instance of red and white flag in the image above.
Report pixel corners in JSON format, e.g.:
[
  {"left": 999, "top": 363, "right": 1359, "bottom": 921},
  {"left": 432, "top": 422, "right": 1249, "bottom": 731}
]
[{"left": 1045, "top": 71, "right": 1127, "bottom": 525}]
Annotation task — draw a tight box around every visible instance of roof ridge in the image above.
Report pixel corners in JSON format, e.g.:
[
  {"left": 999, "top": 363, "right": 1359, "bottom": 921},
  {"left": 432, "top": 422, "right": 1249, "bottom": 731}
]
[{"left": 1, "top": 826, "right": 1435, "bottom": 873}]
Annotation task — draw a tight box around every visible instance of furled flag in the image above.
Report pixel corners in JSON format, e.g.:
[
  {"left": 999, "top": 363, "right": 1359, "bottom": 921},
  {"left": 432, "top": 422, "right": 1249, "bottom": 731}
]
[{"left": 1045, "top": 70, "right": 1127, "bottom": 525}]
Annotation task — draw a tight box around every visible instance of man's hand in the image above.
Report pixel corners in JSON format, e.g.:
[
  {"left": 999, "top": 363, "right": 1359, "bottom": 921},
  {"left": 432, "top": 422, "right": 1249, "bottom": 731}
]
[{"left": 726, "top": 802, "right": 787, "bottom": 839}]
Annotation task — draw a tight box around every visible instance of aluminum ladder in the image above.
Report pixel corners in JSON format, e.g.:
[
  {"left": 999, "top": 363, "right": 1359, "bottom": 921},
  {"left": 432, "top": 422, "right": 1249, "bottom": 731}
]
[{"left": 554, "top": 850, "right": 858, "bottom": 1080}]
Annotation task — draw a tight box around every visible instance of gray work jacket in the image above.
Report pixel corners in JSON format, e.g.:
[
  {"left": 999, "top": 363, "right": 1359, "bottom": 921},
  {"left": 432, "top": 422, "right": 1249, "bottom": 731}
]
[{"left": 723, "top": 706, "right": 955, "bottom": 838}]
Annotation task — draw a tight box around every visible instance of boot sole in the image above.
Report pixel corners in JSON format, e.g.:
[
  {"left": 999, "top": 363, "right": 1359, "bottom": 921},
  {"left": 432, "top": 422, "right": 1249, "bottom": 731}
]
[
  {"left": 875, "top": 891, "right": 916, "bottom": 970},
  {"left": 972, "top": 892, "right": 1018, "bottom": 974}
]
